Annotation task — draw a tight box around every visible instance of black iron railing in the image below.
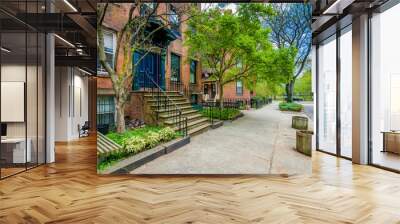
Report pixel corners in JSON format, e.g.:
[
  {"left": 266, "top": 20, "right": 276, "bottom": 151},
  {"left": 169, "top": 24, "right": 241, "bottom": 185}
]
[
  {"left": 140, "top": 71, "right": 188, "bottom": 136},
  {"left": 200, "top": 102, "right": 220, "bottom": 125},
  {"left": 168, "top": 79, "right": 190, "bottom": 97},
  {"left": 250, "top": 97, "right": 272, "bottom": 109}
]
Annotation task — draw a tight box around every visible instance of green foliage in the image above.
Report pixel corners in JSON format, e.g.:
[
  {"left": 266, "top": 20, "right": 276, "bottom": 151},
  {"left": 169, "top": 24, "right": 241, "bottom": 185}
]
[
  {"left": 294, "top": 69, "right": 312, "bottom": 100},
  {"left": 98, "top": 126, "right": 178, "bottom": 171},
  {"left": 106, "top": 126, "right": 163, "bottom": 146},
  {"left": 279, "top": 102, "right": 303, "bottom": 112},
  {"left": 185, "top": 4, "right": 275, "bottom": 102},
  {"left": 200, "top": 108, "right": 241, "bottom": 120}
]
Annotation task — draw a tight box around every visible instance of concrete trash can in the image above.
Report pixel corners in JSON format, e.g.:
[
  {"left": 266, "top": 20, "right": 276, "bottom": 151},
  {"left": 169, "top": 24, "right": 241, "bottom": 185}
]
[
  {"left": 296, "top": 130, "right": 313, "bottom": 156},
  {"left": 292, "top": 116, "right": 308, "bottom": 130}
]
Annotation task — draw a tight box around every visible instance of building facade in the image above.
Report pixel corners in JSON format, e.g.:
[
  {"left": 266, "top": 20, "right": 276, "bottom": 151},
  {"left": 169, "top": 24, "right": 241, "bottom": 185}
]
[{"left": 97, "top": 3, "right": 203, "bottom": 128}]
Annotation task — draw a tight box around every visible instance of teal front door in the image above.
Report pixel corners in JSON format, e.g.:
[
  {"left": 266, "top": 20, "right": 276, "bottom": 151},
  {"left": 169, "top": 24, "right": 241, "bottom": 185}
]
[{"left": 133, "top": 51, "right": 165, "bottom": 90}]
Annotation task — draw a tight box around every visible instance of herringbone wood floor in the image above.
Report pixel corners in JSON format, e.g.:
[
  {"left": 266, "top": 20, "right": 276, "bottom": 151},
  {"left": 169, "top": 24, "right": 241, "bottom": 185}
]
[{"left": 1, "top": 135, "right": 400, "bottom": 223}]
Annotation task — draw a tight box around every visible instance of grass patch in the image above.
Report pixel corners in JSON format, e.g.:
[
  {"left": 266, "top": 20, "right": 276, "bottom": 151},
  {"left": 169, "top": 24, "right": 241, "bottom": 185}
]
[
  {"left": 98, "top": 126, "right": 180, "bottom": 171},
  {"left": 279, "top": 102, "right": 303, "bottom": 112},
  {"left": 200, "top": 107, "right": 241, "bottom": 120},
  {"left": 106, "top": 126, "right": 163, "bottom": 146}
]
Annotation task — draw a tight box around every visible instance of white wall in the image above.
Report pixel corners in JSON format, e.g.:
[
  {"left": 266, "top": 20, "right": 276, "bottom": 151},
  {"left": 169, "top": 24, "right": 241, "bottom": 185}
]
[{"left": 54, "top": 67, "right": 89, "bottom": 141}]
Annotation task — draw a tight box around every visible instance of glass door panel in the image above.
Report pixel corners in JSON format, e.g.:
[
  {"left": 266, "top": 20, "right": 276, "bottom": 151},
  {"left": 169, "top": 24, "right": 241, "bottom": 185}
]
[{"left": 318, "top": 35, "right": 337, "bottom": 154}]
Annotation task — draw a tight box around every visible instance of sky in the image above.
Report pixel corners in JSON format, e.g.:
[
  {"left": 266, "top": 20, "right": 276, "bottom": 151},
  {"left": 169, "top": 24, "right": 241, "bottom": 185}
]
[{"left": 201, "top": 3, "right": 238, "bottom": 12}]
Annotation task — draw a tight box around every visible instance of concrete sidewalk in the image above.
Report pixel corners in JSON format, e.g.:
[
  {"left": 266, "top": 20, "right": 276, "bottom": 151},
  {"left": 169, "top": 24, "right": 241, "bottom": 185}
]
[{"left": 132, "top": 103, "right": 312, "bottom": 175}]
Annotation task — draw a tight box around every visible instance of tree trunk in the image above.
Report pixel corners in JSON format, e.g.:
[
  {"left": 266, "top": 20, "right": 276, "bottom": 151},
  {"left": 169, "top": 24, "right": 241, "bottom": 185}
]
[
  {"left": 115, "top": 98, "right": 126, "bottom": 133},
  {"left": 219, "top": 82, "right": 224, "bottom": 109},
  {"left": 286, "top": 80, "right": 295, "bottom": 103}
]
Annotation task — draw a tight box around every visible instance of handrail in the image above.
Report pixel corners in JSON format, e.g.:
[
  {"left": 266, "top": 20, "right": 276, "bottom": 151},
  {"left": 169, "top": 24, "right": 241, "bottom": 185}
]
[
  {"left": 142, "top": 70, "right": 188, "bottom": 136},
  {"left": 144, "top": 70, "right": 182, "bottom": 113}
]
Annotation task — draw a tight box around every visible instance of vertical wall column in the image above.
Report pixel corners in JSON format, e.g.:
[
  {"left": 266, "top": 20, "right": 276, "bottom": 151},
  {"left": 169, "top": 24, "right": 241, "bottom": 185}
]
[
  {"left": 311, "top": 45, "right": 317, "bottom": 150},
  {"left": 46, "top": 33, "right": 55, "bottom": 163},
  {"left": 352, "top": 14, "right": 369, "bottom": 164}
]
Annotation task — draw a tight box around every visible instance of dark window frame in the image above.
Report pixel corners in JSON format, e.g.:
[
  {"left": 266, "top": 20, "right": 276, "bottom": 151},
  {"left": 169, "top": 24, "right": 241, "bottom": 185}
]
[
  {"left": 190, "top": 60, "right": 197, "bottom": 84},
  {"left": 236, "top": 80, "right": 243, "bottom": 96},
  {"left": 170, "top": 53, "right": 181, "bottom": 82}
]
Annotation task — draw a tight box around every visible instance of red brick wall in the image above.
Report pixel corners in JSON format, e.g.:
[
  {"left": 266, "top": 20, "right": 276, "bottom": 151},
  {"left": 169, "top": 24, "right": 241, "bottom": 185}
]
[
  {"left": 97, "top": 77, "right": 113, "bottom": 89},
  {"left": 222, "top": 82, "right": 252, "bottom": 100}
]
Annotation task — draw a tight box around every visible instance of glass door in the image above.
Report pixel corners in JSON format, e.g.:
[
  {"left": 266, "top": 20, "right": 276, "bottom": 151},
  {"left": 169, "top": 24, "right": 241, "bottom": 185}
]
[{"left": 317, "top": 35, "right": 337, "bottom": 155}]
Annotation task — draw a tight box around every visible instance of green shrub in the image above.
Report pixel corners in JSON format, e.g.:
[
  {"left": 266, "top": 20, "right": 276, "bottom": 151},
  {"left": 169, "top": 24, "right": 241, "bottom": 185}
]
[
  {"left": 123, "top": 136, "right": 147, "bottom": 154},
  {"left": 99, "top": 126, "right": 179, "bottom": 171},
  {"left": 200, "top": 108, "right": 241, "bottom": 120},
  {"left": 106, "top": 126, "right": 163, "bottom": 145},
  {"left": 279, "top": 102, "right": 303, "bottom": 112},
  {"left": 158, "top": 127, "right": 176, "bottom": 141}
]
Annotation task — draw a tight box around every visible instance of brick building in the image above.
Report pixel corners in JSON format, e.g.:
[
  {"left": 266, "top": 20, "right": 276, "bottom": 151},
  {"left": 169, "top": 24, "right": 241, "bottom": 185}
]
[
  {"left": 97, "top": 3, "right": 203, "bottom": 128},
  {"left": 97, "top": 3, "right": 256, "bottom": 132}
]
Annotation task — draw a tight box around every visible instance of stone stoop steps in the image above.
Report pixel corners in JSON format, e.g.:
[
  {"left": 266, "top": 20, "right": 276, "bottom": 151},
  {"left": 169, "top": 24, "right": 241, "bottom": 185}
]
[{"left": 144, "top": 91, "right": 211, "bottom": 136}]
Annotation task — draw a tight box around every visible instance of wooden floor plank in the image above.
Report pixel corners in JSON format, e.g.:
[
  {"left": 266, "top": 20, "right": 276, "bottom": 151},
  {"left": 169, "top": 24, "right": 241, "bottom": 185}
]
[{"left": 0, "top": 135, "right": 400, "bottom": 223}]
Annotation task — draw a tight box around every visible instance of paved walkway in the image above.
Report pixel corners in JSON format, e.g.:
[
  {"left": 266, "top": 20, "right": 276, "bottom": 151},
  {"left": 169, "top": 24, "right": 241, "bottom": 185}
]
[{"left": 132, "top": 103, "right": 312, "bottom": 175}]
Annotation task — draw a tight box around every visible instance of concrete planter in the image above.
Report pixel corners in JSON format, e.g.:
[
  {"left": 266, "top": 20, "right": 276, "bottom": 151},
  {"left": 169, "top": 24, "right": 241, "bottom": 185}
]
[
  {"left": 99, "top": 136, "right": 190, "bottom": 174},
  {"left": 292, "top": 116, "right": 308, "bottom": 130},
  {"left": 296, "top": 130, "right": 313, "bottom": 156}
]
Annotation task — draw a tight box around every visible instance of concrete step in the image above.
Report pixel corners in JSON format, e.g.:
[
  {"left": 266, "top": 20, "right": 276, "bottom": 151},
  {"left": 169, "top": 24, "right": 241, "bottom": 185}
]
[
  {"left": 97, "top": 132, "right": 121, "bottom": 155},
  {"left": 150, "top": 99, "right": 192, "bottom": 107},
  {"left": 164, "top": 113, "right": 203, "bottom": 125},
  {"left": 146, "top": 98, "right": 188, "bottom": 104},
  {"left": 156, "top": 105, "right": 193, "bottom": 114},
  {"left": 144, "top": 94, "right": 183, "bottom": 99},
  {"left": 158, "top": 109, "right": 199, "bottom": 119},
  {"left": 150, "top": 101, "right": 191, "bottom": 108},
  {"left": 172, "top": 118, "right": 209, "bottom": 131},
  {"left": 188, "top": 122, "right": 211, "bottom": 136}
]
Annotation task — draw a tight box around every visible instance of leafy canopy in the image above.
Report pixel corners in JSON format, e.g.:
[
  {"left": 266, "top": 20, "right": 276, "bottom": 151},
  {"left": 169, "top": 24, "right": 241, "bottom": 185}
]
[{"left": 185, "top": 4, "right": 274, "bottom": 86}]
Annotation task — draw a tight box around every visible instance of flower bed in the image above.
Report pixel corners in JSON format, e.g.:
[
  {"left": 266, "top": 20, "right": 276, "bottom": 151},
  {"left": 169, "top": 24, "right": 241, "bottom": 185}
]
[
  {"left": 98, "top": 126, "right": 179, "bottom": 171},
  {"left": 279, "top": 102, "right": 303, "bottom": 112}
]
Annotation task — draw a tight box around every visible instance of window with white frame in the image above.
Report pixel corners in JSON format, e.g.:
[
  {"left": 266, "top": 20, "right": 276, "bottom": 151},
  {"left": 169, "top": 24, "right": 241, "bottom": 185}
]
[{"left": 97, "top": 30, "right": 115, "bottom": 74}]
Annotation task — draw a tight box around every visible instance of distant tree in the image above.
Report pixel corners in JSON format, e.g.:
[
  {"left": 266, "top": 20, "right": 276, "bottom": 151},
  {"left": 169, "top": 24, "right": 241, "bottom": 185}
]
[
  {"left": 265, "top": 3, "right": 312, "bottom": 102},
  {"left": 185, "top": 4, "right": 275, "bottom": 108}
]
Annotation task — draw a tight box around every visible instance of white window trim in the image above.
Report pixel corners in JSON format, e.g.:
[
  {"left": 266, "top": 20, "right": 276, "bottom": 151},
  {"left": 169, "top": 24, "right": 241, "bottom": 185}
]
[{"left": 98, "top": 28, "right": 117, "bottom": 75}]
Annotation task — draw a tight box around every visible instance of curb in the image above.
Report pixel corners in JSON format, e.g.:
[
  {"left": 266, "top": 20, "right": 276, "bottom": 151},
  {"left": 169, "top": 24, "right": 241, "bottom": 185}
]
[{"left": 99, "top": 136, "right": 190, "bottom": 174}]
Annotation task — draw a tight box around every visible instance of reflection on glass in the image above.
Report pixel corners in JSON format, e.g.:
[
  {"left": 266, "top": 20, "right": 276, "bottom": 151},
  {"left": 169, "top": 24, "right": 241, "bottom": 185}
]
[
  {"left": 318, "top": 36, "right": 337, "bottom": 154},
  {"left": 340, "top": 28, "right": 352, "bottom": 158},
  {"left": 1, "top": 32, "right": 27, "bottom": 177},
  {"left": 371, "top": 4, "right": 400, "bottom": 171}
]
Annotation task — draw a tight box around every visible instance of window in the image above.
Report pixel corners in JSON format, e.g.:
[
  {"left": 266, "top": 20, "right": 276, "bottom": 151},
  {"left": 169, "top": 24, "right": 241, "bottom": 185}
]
[
  {"left": 317, "top": 35, "right": 337, "bottom": 155},
  {"left": 169, "top": 5, "right": 180, "bottom": 34},
  {"left": 170, "top": 53, "right": 180, "bottom": 82},
  {"left": 97, "top": 30, "right": 115, "bottom": 74},
  {"left": 97, "top": 96, "right": 115, "bottom": 126},
  {"left": 340, "top": 27, "right": 352, "bottom": 158},
  {"left": 370, "top": 4, "right": 400, "bottom": 171},
  {"left": 236, "top": 80, "right": 243, "bottom": 96},
  {"left": 140, "top": 3, "right": 156, "bottom": 16},
  {"left": 190, "top": 60, "right": 197, "bottom": 84}
]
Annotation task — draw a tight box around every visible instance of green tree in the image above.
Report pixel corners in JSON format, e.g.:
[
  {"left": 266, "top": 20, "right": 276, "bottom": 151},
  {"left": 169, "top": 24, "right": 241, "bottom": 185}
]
[
  {"left": 185, "top": 4, "right": 274, "bottom": 108},
  {"left": 294, "top": 69, "right": 312, "bottom": 99},
  {"left": 265, "top": 4, "right": 312, "bottom": 102}
]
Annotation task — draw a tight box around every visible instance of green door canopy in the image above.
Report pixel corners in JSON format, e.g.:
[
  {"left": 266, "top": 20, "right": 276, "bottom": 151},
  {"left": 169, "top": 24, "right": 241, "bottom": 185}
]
[{"left": 144, "top": 17, "right": 179, "bottom": 48}]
